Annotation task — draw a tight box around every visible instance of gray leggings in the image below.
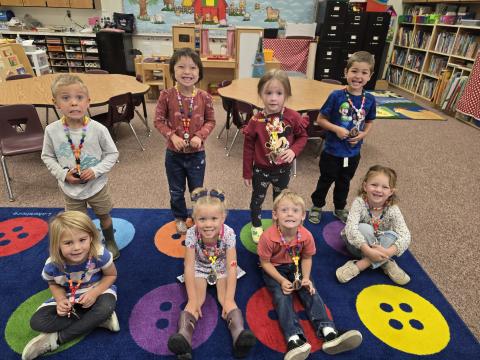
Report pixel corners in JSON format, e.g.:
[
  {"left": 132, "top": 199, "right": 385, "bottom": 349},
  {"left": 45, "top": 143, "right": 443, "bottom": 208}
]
[
  {"left": 342, "top": 223, "right": 398, "bottom": 269},
  {"left": 30, "top": 293, "right": 116, "bottom": 344}
]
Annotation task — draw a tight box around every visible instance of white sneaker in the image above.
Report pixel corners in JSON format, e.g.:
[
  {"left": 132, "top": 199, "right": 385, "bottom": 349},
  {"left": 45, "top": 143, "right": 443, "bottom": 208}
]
[
  {"left": 22, "top": 332, "right": 59, "bottom": 360},
  {"left": 99, "top": 311, "right": 120, "bottom": 332},
  {"left": 251, "top": 226, "right": 263, "bottom": 244}
]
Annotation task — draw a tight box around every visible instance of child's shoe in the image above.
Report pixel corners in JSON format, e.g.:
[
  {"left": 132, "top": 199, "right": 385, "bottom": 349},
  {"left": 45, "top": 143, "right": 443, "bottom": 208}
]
[
  {"left": 251, "top": 226, "right": 263, "bottom": 244},
  {"left": 336, "top": 260, "right": 360, "bottom": 283},
  {"left": 285, "top": 335, "right": 311, "bottom": 360},
  {"left": 381, "top": 259, "right": 410, "bottom": 285},
  {"left": 308, "top": 206, "right": 322, "bottom": 224},
  {"left": 168, "top": 310, "right": 197, "bottom": 358},
  {"left": 333, "top": 209, "right": 349, "bottom": 223},
  {"left": 99, "top": 311, "right": 120, "bottom": 332},
  {"left": 322, "top": 329, "right": 362, "bottom": 355},
  {"left": 175, "top": 219, "right": 188, "bottom": 235},
  {"left": 22, "top": 332, "right": 59, "bottom": 360},
  {"left": 226, "top": 308, "right": 256, "bottom": 358}
]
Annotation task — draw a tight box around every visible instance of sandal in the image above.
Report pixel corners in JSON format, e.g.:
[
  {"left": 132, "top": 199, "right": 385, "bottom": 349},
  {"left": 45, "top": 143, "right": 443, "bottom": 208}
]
[{"left": 308, "top": 206, "right": 322, "bottom": 224}]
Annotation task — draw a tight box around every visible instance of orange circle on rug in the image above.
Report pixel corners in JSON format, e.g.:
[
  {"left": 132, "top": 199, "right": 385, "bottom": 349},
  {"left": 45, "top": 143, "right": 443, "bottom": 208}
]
[
  {"left": 0, "top": 217, "right": 48, "bottom": 257},
  {"left": 246, "top": 286, "right": 330, "bottom": 353},
  {"left": 154, "top": 219, "right": 193, "bottom": 258}
]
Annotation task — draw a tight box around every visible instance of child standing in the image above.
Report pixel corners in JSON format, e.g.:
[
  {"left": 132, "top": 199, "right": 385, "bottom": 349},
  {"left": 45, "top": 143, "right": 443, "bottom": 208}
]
[
  {"left": 336, "top": 165, "right": 411, "bottom": 285},
  {"left": 22, "top": 211, "right": 119, "bottom": 360},
  {"left": 309, "top": 51, "right": 376, "bottom": 225},
  {"left": 258, "top": 189, "right": 362, "bottom": 359},
  {"left": 155, "top": 48, "right": 216, "bottom": 235},
  {"left": 41, "top": 75, "right": 120, "bottom": 259},
  {"left": 168, "top": 188, "right": 256, "bottom": 359},
  {"left": 243, "top": 69, "right": 307, "bottom": 243}
]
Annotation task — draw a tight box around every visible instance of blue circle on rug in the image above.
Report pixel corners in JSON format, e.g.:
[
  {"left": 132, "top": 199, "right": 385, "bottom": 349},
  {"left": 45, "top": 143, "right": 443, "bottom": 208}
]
[{"left": 93, "top": 217, "right": 135, "bottom": 250}]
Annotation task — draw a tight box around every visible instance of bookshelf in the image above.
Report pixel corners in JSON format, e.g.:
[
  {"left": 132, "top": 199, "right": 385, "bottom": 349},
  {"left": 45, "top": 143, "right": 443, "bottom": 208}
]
[{"left": 386, "top": 2, "right": 479, "bottom": 109}]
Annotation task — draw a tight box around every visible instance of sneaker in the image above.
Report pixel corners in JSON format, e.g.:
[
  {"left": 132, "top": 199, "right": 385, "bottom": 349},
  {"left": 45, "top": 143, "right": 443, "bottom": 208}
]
[
  {"left": 308, "top": 206, "right": 322, "bottom": 224},
  {"left": 285, "top": 337, "right": 311, "bottom": 360},
  {"left": 22, "top": 332, "right": 59, "bottom": 360},
  {"left": 251, "top": 226, "right": 263, "bottom": 244},
  {"left": 336, "top": 260, "right": 360, "bottom": 283},
  {"left": 322, "top": 330, "right": 362, "bottom": 355},
  {"left": 381, "top": 260, "right": 410, "bottom": 285},
  {"left": 99, "top": 311, "right": 120, "bottom": 332},
  {"left": 175, "top": 219, "right": 188, "bottom": 235},
  {"left": 333, "top": 209, "right": 349, "bottom": 223}
]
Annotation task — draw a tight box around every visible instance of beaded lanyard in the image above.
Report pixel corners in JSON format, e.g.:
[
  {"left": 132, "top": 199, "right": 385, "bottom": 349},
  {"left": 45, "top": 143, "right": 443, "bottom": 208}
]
[
  {"left": 197, "top": 225, "right": 224, "bottom": 266},
  {"left": 277, "top": 226, "right": 301, "bottom": 264},
  {"left": 175, "top": 84, "right": 197, "bottom": 144},
  {"left": 344, "top": 88, "right": 366, "bottom": 122},
  {"left": 64, "top": 256, "right": 92, "bottom": 317},
  {"left": 62, "top": 116, "right": 89, "bottom": 175},
  {"left": 364, "top": 196, "right": 387, "bottom": 237}
]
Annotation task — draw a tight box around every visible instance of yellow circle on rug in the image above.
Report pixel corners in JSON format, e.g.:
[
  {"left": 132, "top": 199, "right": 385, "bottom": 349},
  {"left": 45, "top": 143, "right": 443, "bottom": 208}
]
[{"left": 356, "top": 284, "right": 450, "bottom": 355}]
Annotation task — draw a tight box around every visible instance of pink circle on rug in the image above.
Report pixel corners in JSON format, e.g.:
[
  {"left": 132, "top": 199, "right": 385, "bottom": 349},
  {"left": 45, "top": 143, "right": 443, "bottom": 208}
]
[
  {"left": 129, "top": 283, "right": 218, "bottom": 355},
  {"left": 322, "top": 220, "right": 349, "bottom": 256}
]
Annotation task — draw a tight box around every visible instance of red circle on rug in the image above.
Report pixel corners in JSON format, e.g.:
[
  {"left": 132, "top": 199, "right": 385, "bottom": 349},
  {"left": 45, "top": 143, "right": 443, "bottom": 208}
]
[
  {"left": 246, "top": 287, "right": 331, "bottom": 353},
  {"left": 0, "top": 217, "right": 48, "bottom": 257},
  {"left": 154, "top": 219, "right": 193, "bottom": 258}
]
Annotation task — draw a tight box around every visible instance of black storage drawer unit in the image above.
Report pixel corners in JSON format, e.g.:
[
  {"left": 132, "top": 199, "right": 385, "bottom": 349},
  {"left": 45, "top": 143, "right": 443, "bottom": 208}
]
[
  {"left": 344, "top": 33, "right": 364, "bottom": 47},
  {"left": 315, "top": 65, "right": 342, "bottom": 82},
  {"left": 325, "top": 1, "right": 348, "bottom": 21},
  {"left": 320, "top": 22, "right": 345, "bottom": 42},
  {"left": 367, "top": 12, "right": 390, "bottom": 29},
  {"left": 345, "top": 12, "right": 367, "bottom": 33}
]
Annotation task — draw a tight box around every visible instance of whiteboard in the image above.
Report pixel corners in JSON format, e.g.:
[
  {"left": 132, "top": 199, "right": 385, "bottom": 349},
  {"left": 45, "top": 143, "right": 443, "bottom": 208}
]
[{"left": 238, "top": 32, "right": 261, "bottom": 79}]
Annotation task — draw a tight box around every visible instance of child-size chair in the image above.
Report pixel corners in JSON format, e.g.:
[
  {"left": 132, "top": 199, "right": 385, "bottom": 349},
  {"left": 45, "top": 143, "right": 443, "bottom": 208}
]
[{"left": 226, "top": 100, "right": 256, "bottom": 156}]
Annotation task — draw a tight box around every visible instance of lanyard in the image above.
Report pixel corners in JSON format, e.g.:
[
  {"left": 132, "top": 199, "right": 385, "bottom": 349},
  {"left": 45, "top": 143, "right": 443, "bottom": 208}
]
[
  {"left": 62, "top": 116, "right": 89, "bottom": 175},
  {"left": 197, "top": 225, "right": 224, "bottom": 266},
  {"left": 175, "top": 84, "right": 196, "bottom": 142},
  {"left": 344, "top": 89, "right": 366, "bottom": 125},
  {"left": 65, "top": 257, "right": 92, "bottom": 306},
  {"left": 364, "top": 197, "right": 386, "bottom": 235},
  {"left": 277, "top": 226, "right": 301, "bottom": 265}
]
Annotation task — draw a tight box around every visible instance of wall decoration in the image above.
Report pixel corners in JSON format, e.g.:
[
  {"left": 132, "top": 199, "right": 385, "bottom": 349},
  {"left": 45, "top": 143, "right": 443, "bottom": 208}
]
[{"left": 124, "top": 0, "right": 317, "bottom": 34}]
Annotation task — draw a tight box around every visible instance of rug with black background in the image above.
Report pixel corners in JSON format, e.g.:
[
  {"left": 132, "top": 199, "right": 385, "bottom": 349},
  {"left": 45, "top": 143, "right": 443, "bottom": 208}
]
[{"left": 1, "top": 207, "right": 478, "bottom": 359}]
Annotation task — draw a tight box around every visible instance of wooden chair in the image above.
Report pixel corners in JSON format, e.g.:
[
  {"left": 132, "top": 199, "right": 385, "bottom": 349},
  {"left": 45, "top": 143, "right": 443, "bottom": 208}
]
[{"left": 0, "top": 105, "right": 45, "bottom": 201}]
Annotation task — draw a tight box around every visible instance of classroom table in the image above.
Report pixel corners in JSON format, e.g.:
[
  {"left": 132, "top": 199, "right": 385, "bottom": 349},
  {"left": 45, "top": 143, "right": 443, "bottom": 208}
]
[
  {"left": 217, "top": 77, "right": 343, "bottom": 112},
  {"left": 0, "top": 73, "right": 149, "bottom": 107}
]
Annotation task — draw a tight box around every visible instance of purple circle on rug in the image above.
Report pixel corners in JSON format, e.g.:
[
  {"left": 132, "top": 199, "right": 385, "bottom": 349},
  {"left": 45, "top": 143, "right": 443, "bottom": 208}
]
[
  {"left": 129, "top": 283, "right": 218, "bottom": 355},
  {"left": 322, "top": 220, "right": 349, "bottom": 256}
]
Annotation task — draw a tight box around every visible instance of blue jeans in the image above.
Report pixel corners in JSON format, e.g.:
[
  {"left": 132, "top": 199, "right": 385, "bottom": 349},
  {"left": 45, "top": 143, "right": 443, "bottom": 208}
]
[
  {"left": 165, "top": 149, "right": 206, "bottom": 220},
  {"left": 342, "top": 223, "right": 398, "bottom": 269},
  {"left": 263, "top": 263, "right": 335, "bottom": 341}
]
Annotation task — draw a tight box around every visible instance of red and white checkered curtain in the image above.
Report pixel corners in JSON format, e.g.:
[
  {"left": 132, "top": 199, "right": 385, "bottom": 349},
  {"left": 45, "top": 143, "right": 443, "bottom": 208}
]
[{"left": 263, "top": 39, "right": 311, "bottom": 74}]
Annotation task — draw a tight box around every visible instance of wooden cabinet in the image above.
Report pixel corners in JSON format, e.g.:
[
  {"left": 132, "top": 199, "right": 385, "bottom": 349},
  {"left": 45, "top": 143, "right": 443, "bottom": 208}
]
[
  {"left": 0, "top": 0, "right": 24, "bottom": 5},
  {"left": 46, "top": 0, "right": 69, "bottom": 7},
  {"left": 23, "top": 0, "right": 46, "bottom": 6},
  {"left": 69, "top": 0, "right": 94, "bottom": 8}
]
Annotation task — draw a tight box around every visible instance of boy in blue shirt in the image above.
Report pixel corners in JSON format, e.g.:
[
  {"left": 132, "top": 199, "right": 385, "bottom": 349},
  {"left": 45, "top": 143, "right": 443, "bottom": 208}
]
[{"left": 309, "top": 51, "right": 376, "bottom": 224}]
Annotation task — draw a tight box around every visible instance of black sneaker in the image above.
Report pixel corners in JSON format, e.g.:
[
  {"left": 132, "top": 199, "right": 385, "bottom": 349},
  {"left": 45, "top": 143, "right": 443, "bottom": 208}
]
[
  {"left": 322, "top": 329, "right": 362, "bottom": 355},
  {"left": 285, "top": 336, "right": 311, "bottom": 360},
  {"left": 333, "top": 209, "right": 349, "bottom": 223}
]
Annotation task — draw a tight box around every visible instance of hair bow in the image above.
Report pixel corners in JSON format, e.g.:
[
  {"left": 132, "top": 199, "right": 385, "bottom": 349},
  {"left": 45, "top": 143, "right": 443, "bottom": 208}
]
[{"left": 191, "top": 189, "right": 225, "bottom": 202}]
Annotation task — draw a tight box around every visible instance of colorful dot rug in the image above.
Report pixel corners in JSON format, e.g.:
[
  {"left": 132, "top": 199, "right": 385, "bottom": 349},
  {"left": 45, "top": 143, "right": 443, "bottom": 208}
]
[{"left": 1, "top": 207, "right": 478, "bottom": 359}]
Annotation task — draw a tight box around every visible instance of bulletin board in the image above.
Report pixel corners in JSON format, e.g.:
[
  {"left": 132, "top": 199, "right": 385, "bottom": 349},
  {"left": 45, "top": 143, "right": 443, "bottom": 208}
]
[
  {"left": 0, "top": 43, "right": 34, "bottom": 81},
  {"left": 123, "top": 0, "right": 317, "bottom": 34}
]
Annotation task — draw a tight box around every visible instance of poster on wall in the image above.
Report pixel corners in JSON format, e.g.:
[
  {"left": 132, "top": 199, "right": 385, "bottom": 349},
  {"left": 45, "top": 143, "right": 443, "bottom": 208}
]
[{"left": 123, "top": 0, "right": 317, "bottom": 34}]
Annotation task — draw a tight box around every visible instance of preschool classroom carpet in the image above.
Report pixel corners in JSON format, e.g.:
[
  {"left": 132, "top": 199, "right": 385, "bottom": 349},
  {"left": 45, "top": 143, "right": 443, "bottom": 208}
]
[
  {"left": 369, "top": 91, "right": 445, "bottom": 121},
  {"left": 1, "top": 207, "right": 479, "bottom": 360}
]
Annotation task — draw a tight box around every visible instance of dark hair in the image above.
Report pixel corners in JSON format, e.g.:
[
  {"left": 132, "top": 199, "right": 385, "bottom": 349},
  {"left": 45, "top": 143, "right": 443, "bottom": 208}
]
[
  {"left": 169, "top": 47, "right": 203, "bottom": 83},
  {"left": 346, "top": 51, "right": 375, "bottom": 72},
  {"left": 257, "top": 69, "right": 292, "bottom": 98},
  {"left": 358, "top": 165, "right": 399, "bottom": 205}
]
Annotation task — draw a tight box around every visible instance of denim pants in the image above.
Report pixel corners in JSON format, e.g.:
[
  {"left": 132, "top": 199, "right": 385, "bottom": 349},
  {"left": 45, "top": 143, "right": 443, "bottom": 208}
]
[
  {"left": 165, "top": 149, "right": 206, "bottom": 220},
  {"left": 263, "top": 264, "right": 335, "bottom": 341},
  {"left": 342, "top": 223, "right": 398, "bottom": 269}
]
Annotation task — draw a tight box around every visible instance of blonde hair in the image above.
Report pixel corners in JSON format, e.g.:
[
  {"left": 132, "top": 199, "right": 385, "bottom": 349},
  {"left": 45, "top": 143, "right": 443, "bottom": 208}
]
[
  {"left": 51, "top": 74, "right": 89, "bottom": 98},
  {"left": 49, "top": 211, "right": 102, "bottom": 268},
  {"left": 346, "top": 51, "right": 375, "bottom": 72},
  {"left": 272, "top": 189, "right": 306, "bottom": 224},
  {"left": 191, "top": 187, "right": 227, "bottom": 219},
  {"left": 358, "top": 165, "right": 399, "bottom": 205},
  {"left": 257, "top": 69, "right": 292, "bottom": 98}
]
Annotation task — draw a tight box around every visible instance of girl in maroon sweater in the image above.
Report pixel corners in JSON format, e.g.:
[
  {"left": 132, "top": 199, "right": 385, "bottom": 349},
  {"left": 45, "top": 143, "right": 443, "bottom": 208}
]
[{"left": 243, "top": 69, "right": 307, "bottom": 243}]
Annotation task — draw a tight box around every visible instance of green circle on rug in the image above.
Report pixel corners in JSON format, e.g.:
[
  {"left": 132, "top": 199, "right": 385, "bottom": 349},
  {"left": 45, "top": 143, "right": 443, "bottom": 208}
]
[
  {"left": 239, "top": 219, "right": 272, "bottom": 254},
  {"left": 5, "top": 289, "right": 84, "bottom": 355}
]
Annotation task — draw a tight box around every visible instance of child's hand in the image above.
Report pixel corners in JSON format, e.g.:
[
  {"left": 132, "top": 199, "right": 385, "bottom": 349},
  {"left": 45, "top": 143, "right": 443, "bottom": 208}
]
[
  {"left": 281, "top": 279, "right": 294, "bottom": 295},
  {"left": 222, "top": 300, "right": 237, "bottom": 319},
  {"left": 170, "top": 134, "right": 187, "bottom": 151},
  {"left": 365, "top": 245, "right": 389, "bottom": 263},
  {"left": 243, "top": 178, "right": 252, "bottom": 187},
  {"left": 301, "top": 278, "right": 316, "bottom": 295},
  {"left": 65, "top": 170, "right": 82, "bottom": 184},
  {"left": 184, "top": 300, "right": 202, "bottom": 319},
  {"left": 56, "top": 298, "right": 71, "bottom": 316},
  {"left": 80, "top": 168, "right": 95, "bottom": 182},
  {"left": 335, "top": 127, "right": 350, "bottom": 140},
  {"left": 279, "top": 149, "right": 295, "bottom": 163},
  {"left": 77, "top": 291, "right": 98, "bottom": 308},
  {"left": 189, "top": 136, "right": 202, "bottom": 149},
  {"left": 347, "top": 131, "right": 366, "bottom": 145}
]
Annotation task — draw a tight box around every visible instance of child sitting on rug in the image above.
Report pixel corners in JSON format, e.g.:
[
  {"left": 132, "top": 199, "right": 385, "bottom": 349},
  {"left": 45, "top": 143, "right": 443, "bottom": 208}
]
[
  {"left": 309, "top": 51, "right": 376, "bottom": 225},
  {"left": 42, "top": 74, "right": 120, "bottom": 259},
  {"left": 336, "top": 165, "right": 411, "bottom": 285},
  {"left": 168, "top": 188, "right": 256, "bottom": 359},
  {"left": 154, "top": 48, "right": 216, "bottom": 235},
  {"left": 22, "top": 211, "right": 119, "bottom": 360},
  {"left": 258, "top": 189, "right": 362, "bottom": 359},
  {"left": 243, "top": 69, "right": 307, "bottom": 243}
]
